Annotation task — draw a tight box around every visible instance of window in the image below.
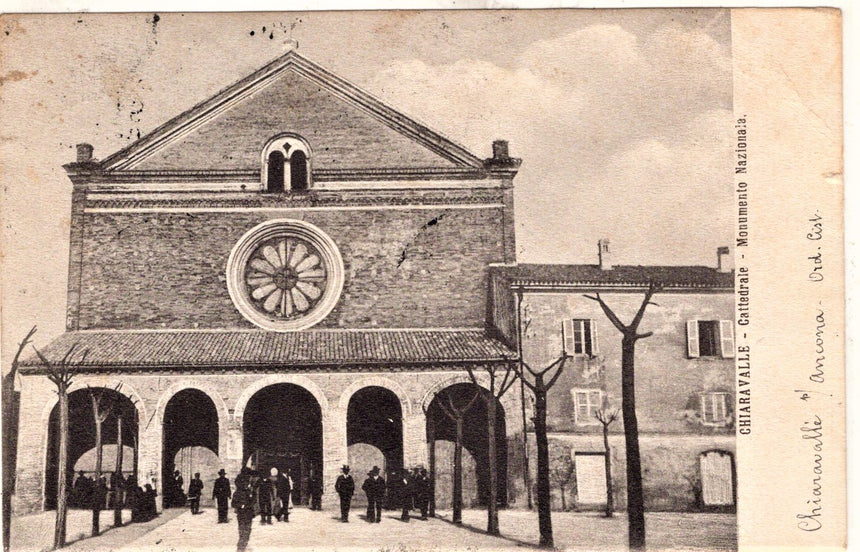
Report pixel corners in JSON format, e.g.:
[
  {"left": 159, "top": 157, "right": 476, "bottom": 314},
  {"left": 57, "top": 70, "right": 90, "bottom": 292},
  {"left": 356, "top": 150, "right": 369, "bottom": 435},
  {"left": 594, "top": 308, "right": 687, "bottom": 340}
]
[
  {"left": 699, "top": 392, "right": 730, "bottom": 426},
  {"left": 571, "top": 389, "right": 603, "bottom": 425},
  {"left": 686, "top": 320, "right": 734, "bottom": 358},
  {"left": 262, "top": 135, "right": 311, "bottom": 193},
  {"left": 562, "top": 319, "right": 598, "bottom": 356}
]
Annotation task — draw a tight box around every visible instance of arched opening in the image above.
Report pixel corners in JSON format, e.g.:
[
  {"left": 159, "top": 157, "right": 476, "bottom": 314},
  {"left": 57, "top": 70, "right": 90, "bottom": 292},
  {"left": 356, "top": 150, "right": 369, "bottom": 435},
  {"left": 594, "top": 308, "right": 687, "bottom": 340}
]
[
  {"left": 267, "top": 150, "right": 285, "bottom": 193},
  {"left": 162, "top": 389, "right": 219, "bottom": 508},
  {"left": 426, "top": 383, "right": 507, "bottom": 509},
  {"left": 347, "top": 386, "right": 403, "bottom": 505},
  {"left": 243, "top": 384, "right": 322, "bottom": 507},
  {"left": 45, "top": 388, "right": 138, "bottom": 510},
  {"left": 290, "top": 150, "right": 309, "bottom": 191}
]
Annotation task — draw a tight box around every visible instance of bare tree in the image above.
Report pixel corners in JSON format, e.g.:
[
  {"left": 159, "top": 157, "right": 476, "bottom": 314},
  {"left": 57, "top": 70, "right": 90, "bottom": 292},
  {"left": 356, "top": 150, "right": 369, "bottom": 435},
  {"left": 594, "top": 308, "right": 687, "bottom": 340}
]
[
  {"left": 513, "top": 343, "right": 571, "bottom": 548},
  {"left": 585, "top": 281, "right": 661, "bottom": 551},
  {"left": 3, "top": 326, "right": 36, "bottom": 552},
  {"left": 113, "top": 396, "right": 125, "bottom": 528},
  {"left": 465, "top": 362, "right": 517, "bottom": 535},
  {"left": 421, "top": 401, "right": 436, "bottom": 518},
  {"left": 594, "top": 408, "right": 620, "bottom": 518},
  {"left": 434, "top": 387, "right": 481, "bottom": 525},
  {"left": 87, "top": 386, "right": 118, "bottom": 481},
  {"left": 34, "top": 344, "right": 88, "bottom": 550},
  {"left": 550, "top": 454, "right": 574, "bottom": 512}
]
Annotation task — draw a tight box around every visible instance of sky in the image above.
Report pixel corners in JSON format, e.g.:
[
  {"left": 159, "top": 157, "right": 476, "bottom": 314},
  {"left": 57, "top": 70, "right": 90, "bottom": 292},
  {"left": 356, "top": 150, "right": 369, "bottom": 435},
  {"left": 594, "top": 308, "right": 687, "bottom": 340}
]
[{"left": 0, "top": 9, "right": 735, "bottom": 360}]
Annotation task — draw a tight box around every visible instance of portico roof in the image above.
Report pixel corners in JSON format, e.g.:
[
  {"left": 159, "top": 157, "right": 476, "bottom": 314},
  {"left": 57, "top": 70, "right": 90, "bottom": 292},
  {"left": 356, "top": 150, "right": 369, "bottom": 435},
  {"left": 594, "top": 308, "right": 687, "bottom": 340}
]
[{"left": 18, "top": 329, "right": 515, "bottom": 373}]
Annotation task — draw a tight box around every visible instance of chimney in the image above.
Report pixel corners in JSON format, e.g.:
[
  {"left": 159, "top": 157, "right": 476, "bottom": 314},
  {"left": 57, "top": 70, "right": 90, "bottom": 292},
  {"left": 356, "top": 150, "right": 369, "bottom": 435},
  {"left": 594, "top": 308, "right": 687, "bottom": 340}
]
[
  {"left": 598, "top": 239, "right": 613, "bottom": 271},
  {"left": 76, "top": 143, "right": 94, "bottom": 163},
  {"left": 716, "top": 246, "right": 731, "bottom": 273},
  {"left": 492, "top": 140, "right": 509, "bottom": 160}
]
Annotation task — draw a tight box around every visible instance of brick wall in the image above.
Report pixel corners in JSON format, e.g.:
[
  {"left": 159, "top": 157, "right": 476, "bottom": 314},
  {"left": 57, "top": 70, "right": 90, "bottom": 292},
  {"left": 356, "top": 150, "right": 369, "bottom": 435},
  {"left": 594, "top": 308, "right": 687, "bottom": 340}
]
[
  {"left": 134, "top": 70, "right": 458, "bottom": 172},
  {"left": 73, "top": 194, "right": 510, "bottom": 330}
]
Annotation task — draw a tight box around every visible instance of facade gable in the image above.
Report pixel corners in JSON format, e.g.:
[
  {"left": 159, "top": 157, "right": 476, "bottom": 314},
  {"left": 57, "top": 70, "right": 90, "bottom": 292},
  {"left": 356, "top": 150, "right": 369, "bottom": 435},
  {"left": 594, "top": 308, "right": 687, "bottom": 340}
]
[{"left": 100, "top": 51, "right": 482, "bottom": 174}]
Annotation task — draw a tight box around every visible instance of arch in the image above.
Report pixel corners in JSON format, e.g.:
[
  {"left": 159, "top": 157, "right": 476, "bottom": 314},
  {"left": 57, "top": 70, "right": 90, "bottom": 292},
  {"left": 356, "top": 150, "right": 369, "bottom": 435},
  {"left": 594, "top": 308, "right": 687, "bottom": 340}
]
[
  {"left": 338, "top": 376, "right": 412, "bottom": 415},
  {"left": 421, "top": 373, "right": 493, "bottom": 414},
  {"left": 290, "top": 150, "right": 309, "bottom": 191},
  {"left": 261, "top": 134, "right": 312, "bottom": 192},
  {"left": 44, "top": 386, "right": 140, "bottom": 510},
  {"left": 267, "top": 150, "right": 285, "bottom": 193},
  {"left": 155, "top": 382, "right": 229, "bottom": 430},
  {"left": 233, "top": 374, "right": 329, "bottom": 424},
  {"left": 346, "top": 386, "right": 404, "bottom": 480},
  {"left": 39, "top": 378, "right": 148, "bottom": 429}
]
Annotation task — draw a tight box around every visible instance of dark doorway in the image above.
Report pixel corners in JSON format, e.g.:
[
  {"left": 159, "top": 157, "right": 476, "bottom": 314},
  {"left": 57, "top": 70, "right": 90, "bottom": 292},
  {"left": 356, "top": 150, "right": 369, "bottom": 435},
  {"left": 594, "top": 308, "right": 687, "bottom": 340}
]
[
  {"left": 426, "top": 383, "right": 507, "bottom": 508},
  {"left": 267, "top": 150, "right": 285, "bottom": 193},
  {"left": 290, "top": 150, "right": 309, "bottom": 191},
  {"left": 162, "top": 389, "right": 219, "bottom": 508},
  {"left": 45, "top": 389, "right": 137, "bottom": 510},
  {"left": 347, "top": 386, "right": 403, "bottom": 481},
  {"left": 243, "top": 384, "right": 322, "bottom": 506}
]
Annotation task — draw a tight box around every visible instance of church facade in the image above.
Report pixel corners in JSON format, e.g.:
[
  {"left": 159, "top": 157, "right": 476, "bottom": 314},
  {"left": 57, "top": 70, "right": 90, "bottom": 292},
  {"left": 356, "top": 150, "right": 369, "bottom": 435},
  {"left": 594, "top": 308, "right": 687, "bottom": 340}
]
[{"left": 13, "top": 50, "right": 523, "bottom": 514}]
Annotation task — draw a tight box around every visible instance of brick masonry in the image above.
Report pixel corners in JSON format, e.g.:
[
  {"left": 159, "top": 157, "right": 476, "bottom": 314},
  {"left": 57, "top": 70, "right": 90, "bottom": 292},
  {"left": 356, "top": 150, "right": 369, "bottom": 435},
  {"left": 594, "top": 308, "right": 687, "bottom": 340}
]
[{"left": 13, "top": 369, "right": 523, "bottom": 515}]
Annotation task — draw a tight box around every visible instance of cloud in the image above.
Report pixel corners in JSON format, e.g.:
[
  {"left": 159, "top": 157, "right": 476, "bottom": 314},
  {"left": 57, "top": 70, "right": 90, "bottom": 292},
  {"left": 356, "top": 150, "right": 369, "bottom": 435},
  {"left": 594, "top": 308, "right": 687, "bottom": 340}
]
[{"left": 367, "top": 21, "right": 733, "bottom": 266}]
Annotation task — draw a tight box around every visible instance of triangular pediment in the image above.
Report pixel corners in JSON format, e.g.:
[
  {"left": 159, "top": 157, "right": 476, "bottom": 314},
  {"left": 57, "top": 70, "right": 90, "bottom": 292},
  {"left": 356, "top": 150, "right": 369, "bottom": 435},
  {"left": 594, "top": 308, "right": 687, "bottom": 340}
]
[{"left": 99, "top": 51, "right": 483, "bottom": 173}]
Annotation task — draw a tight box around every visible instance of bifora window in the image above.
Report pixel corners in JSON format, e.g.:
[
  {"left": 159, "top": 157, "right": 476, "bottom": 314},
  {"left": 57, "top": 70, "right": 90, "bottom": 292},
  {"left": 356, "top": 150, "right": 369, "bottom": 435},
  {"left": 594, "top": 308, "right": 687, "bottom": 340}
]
[{"left": 227, "top": 219, "right": 344, "bottom": 331}]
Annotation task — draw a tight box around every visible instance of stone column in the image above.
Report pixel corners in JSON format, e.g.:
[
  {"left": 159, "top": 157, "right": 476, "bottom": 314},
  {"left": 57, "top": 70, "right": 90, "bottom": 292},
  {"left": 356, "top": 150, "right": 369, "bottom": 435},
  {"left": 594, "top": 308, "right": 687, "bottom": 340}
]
[
  {"left": 223, "top": 413, "right": 244, "bottom": 479},
  {"left": 403, "top": 411, "right": 428, "bottom": 468},
  {"left": 323, "top": 406, "right": 348, "bottom": 509},
  {"left": 138, "top": 415, "right": 162, "bottom": 512}
]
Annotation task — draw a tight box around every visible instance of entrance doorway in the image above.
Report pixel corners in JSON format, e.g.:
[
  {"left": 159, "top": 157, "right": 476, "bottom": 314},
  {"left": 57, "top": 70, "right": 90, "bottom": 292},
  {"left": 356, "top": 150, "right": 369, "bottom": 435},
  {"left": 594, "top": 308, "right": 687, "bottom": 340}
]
[
  {"left": 45, "top": 388, "right": 137, "bottom": 510},
  {"left": 162, "top": 389, "right": 219, "bottom": 508},
  {"left": 243, "top": 384, "right": 322, "bottom": 506}
]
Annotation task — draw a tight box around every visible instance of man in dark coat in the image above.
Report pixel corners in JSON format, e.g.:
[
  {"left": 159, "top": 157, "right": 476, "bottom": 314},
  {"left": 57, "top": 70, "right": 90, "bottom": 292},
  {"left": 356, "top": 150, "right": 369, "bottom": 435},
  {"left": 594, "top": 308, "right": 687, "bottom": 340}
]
[
  {"left": 416, "top": 468, "right": 431, "bottom": 520},
  {"left": 188, "top": 473, "right": 204, "bottom": 514},
  {"left": 213, "top": 469, "right": 232, "bottom": 523},
  {"left": 395, "top": 469, "right": 412, "bottom": 522},
  {"left": 274, "top": 469, "right": 291, "bottom": 522},
  {"left": 258, "top": 469, "right": 276, "bottom": 525},
  {"left": 308, "top": 467, "right": 322, "bottom": 511},
  {"left": 361, "top": 466, "right": 385, "bottom": 523},
  {"left": 334, "top": 465, "right": 354, "bottom": 522},
  {"left": 233, "top": 468, "right": 258, "bottom": 552}
]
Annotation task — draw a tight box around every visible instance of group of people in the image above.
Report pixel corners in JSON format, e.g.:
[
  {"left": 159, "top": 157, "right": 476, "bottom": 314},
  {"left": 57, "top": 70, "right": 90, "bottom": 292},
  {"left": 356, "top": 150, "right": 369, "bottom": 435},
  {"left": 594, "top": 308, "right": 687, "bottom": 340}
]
[
  {"left": 230, "top": 466, "right": 301, "bottom": 551},
  {"left": 335, "top": 464, "right": 433, "bottom": 523},
  {"left": 70, "top": 471, "right": 158, "bottom": 533}
]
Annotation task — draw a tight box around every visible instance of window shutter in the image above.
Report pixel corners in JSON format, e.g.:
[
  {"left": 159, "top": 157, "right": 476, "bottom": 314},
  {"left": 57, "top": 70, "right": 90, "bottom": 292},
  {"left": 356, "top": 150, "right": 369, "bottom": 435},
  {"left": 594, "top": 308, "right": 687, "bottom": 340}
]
[
  {"left": 719, "top": 320, "right": 735, "bottom": 358},
  {"left": 589, "top": 319, "right": 599, "bottom": 356},
  {"left": 686, "top": 320, "right": 700, "bottom": 358},
  {"left": 562, "top": 319, "right": 576, "bottom": 355}
]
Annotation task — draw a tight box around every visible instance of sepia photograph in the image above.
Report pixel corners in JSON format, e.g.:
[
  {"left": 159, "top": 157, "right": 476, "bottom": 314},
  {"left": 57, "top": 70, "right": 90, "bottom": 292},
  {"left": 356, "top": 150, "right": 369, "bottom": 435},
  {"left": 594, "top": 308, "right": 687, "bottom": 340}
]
[{"left": 0, "top": 8, "right": 844, "bottom": 552}]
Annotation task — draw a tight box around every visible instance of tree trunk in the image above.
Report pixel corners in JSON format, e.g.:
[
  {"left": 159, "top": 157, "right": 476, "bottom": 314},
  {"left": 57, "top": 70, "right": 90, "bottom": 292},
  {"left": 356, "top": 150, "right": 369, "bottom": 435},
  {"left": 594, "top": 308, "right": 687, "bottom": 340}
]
[
  {"left": 486, "top": 397, "right": 499, "bottom": 535},
  {"left": 114, "top": 415, "right": 123, "bottom": 527},
  {"left": 533, "top": 377, "right": 553, "bottom": 548},
  {"left": 622, "top": 336, "right": 645, "bottom": 550},
  {"left": 522, "top": 377, "right": 533, "bottom": 510},
  {"left": 453, "top": 417, "right": 463, "bottom": 524},
  {"left": 427, "top": 416, "right": 436, "bottom": 518},
  {"left": 603, "top": 421, "right": 614, "bottom": 518},
  {"left": 2, "top": 372, "right": 19, "bottom": 552},
  {"left": 53, "top": 389, "right": 69, "bottom": 550},
  {"left": 91, "top": 396, "right": 103, "bottom": 480},
  {"left": 559, "top": 485, "right": 566, "bottom": 511}
]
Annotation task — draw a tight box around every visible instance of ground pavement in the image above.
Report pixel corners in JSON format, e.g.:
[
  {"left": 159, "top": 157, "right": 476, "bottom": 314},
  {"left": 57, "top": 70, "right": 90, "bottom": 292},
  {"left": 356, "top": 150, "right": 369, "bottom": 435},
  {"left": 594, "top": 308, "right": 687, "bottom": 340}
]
[{"left": 11, "top": 507, "right": 736, "bottom": 551}]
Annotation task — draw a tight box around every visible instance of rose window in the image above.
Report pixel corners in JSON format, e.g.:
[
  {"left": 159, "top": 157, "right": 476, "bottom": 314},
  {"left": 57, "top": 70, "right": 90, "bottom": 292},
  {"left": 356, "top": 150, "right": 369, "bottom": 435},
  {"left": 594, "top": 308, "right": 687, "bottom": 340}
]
[
  {"left": 246, "top": 238, "right": 326, "bottom": 317},
  {"left": 227, "top": 220, "right": 344, "bottom": 331}
]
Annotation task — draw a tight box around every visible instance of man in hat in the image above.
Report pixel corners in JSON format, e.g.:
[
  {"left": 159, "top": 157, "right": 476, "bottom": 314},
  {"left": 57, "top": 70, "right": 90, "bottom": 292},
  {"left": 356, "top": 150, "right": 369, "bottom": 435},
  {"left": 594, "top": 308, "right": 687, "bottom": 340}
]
[
  {"left": 188, "top": 473, "right": 204, "bottom": 514},
  {"left": 233, "top": 468, "right": 258, "bottom": 552},
  {"left": 213, "top": 469, "right": 231, "bottom": 523},
  {"left": 334, "top": 465, "right": 355, "bottom": 522},
  {"left": 258, "top": 468, "right": 278, "bottom": 525},
  {"left": 361, "top": 466, "right": 385, "bottom": 523}
]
